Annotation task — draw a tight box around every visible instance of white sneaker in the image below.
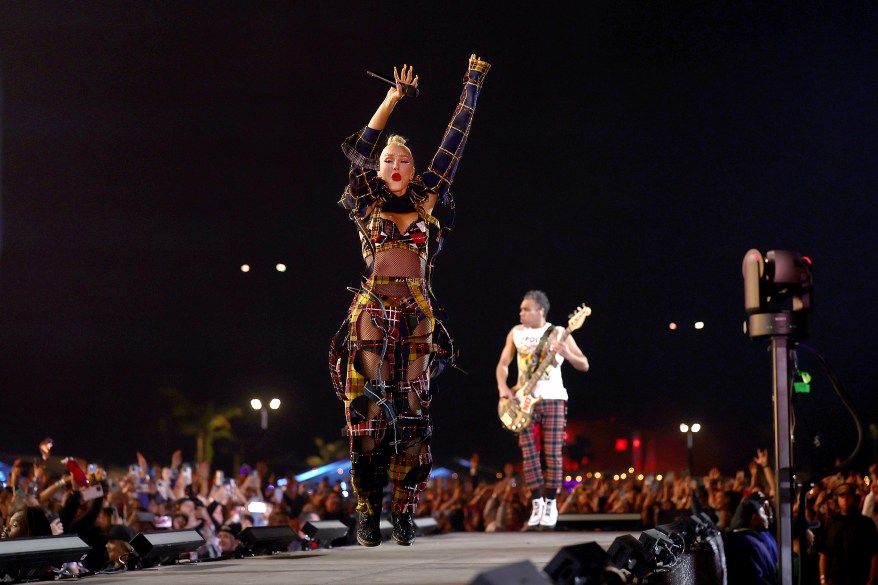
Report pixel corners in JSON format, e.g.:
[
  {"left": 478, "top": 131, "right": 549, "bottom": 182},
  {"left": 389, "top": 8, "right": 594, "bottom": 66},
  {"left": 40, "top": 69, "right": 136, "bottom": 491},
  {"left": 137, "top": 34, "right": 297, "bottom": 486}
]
[
  {"left": 527, "top": 498, "right": 546, "bottom": 529},
  {"left": 540, "top": 498, "right": 558, "bottom": 529}
]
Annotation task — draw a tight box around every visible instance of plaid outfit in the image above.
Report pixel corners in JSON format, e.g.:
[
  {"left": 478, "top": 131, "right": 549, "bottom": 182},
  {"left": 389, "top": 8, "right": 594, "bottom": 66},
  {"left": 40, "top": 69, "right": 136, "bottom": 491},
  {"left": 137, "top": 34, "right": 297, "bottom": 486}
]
[
  {"left": 329, "top": 56, "right": 489, "bottom": 516},
  {"left": 519, "top": 399, "right": 567, "bottom": 492}
]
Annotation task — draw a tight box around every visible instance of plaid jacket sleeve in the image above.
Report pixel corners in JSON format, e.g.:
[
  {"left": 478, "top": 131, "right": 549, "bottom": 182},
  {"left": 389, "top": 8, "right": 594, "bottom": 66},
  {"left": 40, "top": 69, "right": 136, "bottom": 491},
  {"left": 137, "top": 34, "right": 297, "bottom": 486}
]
[
  {"left": 421, "top": 55, "right": 491, "bottom": 205},
  {"left": 339, "top": 126, "right": 384, "bottom": 217}
]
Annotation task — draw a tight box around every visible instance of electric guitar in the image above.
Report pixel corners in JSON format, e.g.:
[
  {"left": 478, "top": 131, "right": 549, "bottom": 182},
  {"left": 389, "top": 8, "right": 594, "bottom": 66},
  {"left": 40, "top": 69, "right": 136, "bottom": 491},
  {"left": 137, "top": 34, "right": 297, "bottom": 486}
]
[{"left": 497, "top": 304, "right": 591, "bottom": 434}]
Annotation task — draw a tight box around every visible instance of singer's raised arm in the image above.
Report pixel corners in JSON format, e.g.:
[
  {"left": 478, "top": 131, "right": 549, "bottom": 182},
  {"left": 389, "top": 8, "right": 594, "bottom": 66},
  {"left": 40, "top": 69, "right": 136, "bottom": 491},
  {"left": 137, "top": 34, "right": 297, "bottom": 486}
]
[
  {"left": 420, "top": 54, "right": 490, "bottom": 205},
  {"left": 339, "top": 65, "right": 418, "bottom": 216}
]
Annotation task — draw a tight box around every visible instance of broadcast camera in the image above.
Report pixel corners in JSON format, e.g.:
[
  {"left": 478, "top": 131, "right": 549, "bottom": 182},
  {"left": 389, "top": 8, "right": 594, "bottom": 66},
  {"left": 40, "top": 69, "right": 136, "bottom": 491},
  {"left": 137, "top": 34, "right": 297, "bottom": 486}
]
[{"left": 742, "top": 249, "right": 812, "bottom": 340}]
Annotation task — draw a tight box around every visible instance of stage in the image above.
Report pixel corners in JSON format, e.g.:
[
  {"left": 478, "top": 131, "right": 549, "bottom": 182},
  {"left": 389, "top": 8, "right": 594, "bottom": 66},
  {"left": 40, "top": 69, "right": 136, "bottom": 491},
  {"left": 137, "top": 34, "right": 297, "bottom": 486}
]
[{"left": 80, "top": 531, "right": 631, "bottom": 585}]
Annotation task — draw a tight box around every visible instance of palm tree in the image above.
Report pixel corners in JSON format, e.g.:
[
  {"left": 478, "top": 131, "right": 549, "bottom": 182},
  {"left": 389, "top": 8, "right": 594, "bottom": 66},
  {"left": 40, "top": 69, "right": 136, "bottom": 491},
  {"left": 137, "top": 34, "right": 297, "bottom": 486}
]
[
  {"left": 159, "top": 387, "right": 243, "bottom": 466},
  {"left": 306, "top": 437, "right": 349, "bottom": 468}
]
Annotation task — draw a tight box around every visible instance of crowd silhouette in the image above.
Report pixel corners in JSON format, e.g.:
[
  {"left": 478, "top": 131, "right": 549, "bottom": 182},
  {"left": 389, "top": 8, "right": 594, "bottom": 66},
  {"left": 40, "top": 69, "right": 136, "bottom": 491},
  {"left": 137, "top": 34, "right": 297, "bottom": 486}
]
[{"left": 2, "top": 444, "right": 877, "bottom": 584}]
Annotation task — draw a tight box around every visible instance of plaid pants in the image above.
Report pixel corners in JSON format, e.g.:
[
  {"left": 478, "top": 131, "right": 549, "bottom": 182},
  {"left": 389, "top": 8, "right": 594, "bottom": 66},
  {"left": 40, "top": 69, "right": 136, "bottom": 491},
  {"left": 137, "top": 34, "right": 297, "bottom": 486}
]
[
  {"left": 341, "top": 279, "right": 436, "bottom": 515},
  {"left": 518, "top": 399, "right": 567, "bottom": 492}
]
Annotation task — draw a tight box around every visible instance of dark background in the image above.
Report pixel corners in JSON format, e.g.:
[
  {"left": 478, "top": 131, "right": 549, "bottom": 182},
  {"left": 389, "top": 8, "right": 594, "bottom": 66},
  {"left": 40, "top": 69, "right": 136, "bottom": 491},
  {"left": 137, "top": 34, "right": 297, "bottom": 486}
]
[{"left": 1, "top": 2, "right": 876, "bottom": 477}]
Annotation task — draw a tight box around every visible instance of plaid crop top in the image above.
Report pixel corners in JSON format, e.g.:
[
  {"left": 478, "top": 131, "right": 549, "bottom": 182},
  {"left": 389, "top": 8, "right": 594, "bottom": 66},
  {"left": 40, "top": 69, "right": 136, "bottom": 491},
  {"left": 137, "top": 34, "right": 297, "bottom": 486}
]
[{"left": 360, "top": 200, "right": 429, "bottom": 261}]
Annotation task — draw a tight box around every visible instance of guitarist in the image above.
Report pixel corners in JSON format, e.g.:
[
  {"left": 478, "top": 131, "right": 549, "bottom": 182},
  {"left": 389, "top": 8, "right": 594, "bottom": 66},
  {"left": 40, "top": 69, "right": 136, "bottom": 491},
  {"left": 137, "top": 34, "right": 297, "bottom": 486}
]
[{"left": 495, "top": 290, "right": 590, "bottom": 530}]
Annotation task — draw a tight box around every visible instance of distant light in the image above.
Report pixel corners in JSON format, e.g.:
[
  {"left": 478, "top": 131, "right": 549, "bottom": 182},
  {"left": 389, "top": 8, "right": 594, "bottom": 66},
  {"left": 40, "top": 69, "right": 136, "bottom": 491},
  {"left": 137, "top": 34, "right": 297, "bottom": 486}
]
[
  {"left": 594, "top": 472, "right": 602, "bottom": 479},
  {"left": 586, "top": 472, "right": 593, "bottom": 479},
  {"left": 620, "top": 473, "right": 627, "bottom": 480},
  {"left": 250, "top": 399, "right": 262, "bottom": 410},
  {"left": 669, "top": 322, "right": 677, "bottom": 330},
  {"left": 691, "top": 423, "right": 701, "bottom": 433},
  {"left": 575, "top": 475, "right": 582, "bottom": 483},
  {"left": 565, "top": 475, "right": 572, "bottom": 482},
  {"left": 694, "top": 321, "right": 705, "bottom": 330},
  {"left": 656, "top": 474, "right": 663, "bottom": 481},
  {"left": 613, "top": 474, "right": 620, "bottom": 481},
  {"left": 337, "top": 468, "right": 343, "bottom": 475},
  {"left": 495, "top": 472, "right": 503, "bottom": 479},
  {"left": 342, "top": 490, "right": 349, "bottom": 497},
  {"left": 680, "top": 423, "right": 689, "bottom": 433},
  {"left": 276, "top": 263, "right": 287, "bottom": 272},
  {"left": 241, "top": 264, "right": 251, "bottom": 273},
  {"left": 637, "top": 474, "right": 645, "bottom": 481},
  {"left": 628, "top": 467, "right": 635, "bottom": 474},
  {"left": 247, "top": 502, "right": 267, "bottom": 514},
  {"left": 269, "top": 398, "right": 281, "bottom": 410}
]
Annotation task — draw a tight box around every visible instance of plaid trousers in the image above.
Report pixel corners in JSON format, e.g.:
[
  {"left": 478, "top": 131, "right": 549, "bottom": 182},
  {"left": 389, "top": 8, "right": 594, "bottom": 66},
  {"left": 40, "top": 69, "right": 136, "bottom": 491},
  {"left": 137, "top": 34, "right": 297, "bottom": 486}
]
[{"left": 518, "top": 399, "right": 567, "bottom": 492}]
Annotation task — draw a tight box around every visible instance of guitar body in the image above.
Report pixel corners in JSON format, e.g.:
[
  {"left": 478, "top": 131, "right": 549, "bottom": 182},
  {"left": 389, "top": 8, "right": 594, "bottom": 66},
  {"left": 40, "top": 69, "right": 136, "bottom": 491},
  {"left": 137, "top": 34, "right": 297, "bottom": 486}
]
[
  {"left": 496, "top": 303, "right": 592, "bottom": 435},
  {"left": 498, "top": 386, "right": 543, "bottom": 434}
]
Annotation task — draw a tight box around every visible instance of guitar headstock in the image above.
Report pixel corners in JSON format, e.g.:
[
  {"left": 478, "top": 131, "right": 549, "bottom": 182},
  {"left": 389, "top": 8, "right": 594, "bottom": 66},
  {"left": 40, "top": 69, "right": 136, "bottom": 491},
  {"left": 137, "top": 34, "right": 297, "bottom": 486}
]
[{"left": 567, "top": 303, "right": 592, "bottom": 331}]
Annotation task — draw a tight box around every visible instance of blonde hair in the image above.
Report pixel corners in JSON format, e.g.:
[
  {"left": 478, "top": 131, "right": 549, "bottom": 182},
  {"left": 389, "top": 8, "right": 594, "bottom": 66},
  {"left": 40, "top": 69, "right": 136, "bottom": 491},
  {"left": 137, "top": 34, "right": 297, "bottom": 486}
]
[
  {"left": 384, "top": 134, "right": 413, "bottom": 159},
  {"left": 387, "top": 134, "right": 409, "bottom": 147}
]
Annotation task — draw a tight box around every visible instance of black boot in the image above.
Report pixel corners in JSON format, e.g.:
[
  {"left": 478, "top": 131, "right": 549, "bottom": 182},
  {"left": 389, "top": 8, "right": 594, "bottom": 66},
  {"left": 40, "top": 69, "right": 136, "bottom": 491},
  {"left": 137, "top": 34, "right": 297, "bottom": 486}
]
[
  {"left": 391, "top": 513, "right": 416, "bottom": 546},
  {"left": 356, "top": 509, "right": 381, "bottom": 547}
]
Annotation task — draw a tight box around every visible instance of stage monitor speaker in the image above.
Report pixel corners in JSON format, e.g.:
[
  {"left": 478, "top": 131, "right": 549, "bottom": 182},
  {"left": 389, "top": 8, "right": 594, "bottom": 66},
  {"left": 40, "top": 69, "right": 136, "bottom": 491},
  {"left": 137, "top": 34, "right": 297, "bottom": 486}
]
[
  {"left": 413, "top": 517, "right": 439, "bottom": 536},
  {"left": 130, "top": 529, "right": 204, "bottom": 566},
  {"left": 544, "top": 541, "right": 610, "bottom": 585},
  {"left": 0, "top": 535, "right": 91, "bottom": 582},
  {"left": 469, "top": 560, "right": 552, "bottom": 585},
  {"left": 379, "top": 519, "right": 393, "bottom": 541},
  {"left": 239, "top": 525, "right": 296, "bottom": 555},
  {"left": 302, "top": 520, "right": 349, "bottom": 548}
]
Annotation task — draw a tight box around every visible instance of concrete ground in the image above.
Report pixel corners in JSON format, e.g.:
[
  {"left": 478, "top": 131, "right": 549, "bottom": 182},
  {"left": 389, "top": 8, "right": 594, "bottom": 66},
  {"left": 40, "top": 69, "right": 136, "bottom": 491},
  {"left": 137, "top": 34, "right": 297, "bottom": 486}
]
[{"left": 79, "top": 531, "right": 630, "bottom": 585}]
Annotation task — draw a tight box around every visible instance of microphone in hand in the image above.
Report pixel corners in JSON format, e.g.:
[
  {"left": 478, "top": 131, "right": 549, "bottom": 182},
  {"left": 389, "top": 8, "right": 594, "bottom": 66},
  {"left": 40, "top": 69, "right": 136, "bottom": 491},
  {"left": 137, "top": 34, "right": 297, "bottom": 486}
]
[{"left": 366, "top": 70, "right": 419, "bottom": 98}]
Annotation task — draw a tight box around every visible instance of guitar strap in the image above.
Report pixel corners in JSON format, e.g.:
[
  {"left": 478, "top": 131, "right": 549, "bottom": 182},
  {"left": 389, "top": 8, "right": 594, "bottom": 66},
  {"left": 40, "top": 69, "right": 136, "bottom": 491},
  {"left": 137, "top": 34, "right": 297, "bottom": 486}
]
[{"left": 526, "top": 324, "right": 554, "bottom": 379}]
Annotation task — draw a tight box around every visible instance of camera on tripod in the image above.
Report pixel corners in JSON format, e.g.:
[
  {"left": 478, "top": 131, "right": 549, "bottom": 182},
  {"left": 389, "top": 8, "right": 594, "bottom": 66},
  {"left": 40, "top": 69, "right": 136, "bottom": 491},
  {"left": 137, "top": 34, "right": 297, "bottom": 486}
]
[{"left": 742, "top": 249, "right": 813, "bottom": 340}]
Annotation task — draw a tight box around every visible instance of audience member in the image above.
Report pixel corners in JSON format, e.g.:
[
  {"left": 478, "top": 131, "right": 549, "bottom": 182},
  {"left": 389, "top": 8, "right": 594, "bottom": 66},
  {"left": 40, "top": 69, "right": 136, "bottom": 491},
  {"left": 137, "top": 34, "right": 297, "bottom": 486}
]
[{"left": 817, "top": 482, "right": 878, "bottom": 585}]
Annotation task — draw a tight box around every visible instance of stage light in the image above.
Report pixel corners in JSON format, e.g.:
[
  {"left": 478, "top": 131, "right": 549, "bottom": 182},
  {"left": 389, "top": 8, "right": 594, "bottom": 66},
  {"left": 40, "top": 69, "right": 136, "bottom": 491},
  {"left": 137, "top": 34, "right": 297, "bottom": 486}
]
[
  {"left": 269, "top": 398, "right": 281, "bottom": 409},
  {"left": 694, "top": 321, "right": 704, "bottom": 329},
  {"left": 607, "top": 534, "right": 656, "bottom": 580},
  {"left": 251, "top": 399, "right": 262, "bottom": 410},
  {"left": 276, "top": 263, "right": 286, "bottom": 272},
  {"left": 639, "top": 528, "right": 681, "bottom": 566},
  {"left": 240, "top": 264, "right": 250, "bottom": 272}
]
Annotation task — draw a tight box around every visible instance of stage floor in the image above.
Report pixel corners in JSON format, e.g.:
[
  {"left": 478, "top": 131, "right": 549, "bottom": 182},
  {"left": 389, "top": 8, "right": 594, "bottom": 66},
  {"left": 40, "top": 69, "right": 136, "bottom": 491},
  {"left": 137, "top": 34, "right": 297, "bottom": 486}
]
[{"left": 82, "top": 531, "right": 631, "bottom": 585}]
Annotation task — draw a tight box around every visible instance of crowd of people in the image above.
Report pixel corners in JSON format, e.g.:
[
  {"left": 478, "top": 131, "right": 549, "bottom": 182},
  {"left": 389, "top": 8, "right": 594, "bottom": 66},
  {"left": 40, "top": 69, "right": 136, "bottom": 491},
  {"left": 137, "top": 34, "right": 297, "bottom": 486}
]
[{"left": 2, "top": 444, "right": 877, "bottom": 584}]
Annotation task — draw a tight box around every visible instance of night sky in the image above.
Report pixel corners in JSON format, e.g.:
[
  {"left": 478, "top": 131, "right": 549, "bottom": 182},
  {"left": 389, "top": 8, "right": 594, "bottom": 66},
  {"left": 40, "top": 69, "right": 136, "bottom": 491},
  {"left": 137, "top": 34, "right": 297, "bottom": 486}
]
[{"left": 1, "top": 3, "right": 876, "bottom": 478}]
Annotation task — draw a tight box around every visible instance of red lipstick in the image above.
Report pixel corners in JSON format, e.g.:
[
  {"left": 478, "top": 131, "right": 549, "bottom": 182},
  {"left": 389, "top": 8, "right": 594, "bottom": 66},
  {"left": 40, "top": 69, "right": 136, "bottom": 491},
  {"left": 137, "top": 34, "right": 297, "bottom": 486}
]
[{"left": 391, "top": 173, "right": 402, "bottom": 181}]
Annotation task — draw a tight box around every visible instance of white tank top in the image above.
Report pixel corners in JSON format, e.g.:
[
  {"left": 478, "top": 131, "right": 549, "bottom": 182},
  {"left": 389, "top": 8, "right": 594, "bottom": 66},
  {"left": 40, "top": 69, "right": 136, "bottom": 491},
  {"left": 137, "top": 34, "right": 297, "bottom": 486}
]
[{"left": 512, "top": 323, "right": 567, "bottom": 401}]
